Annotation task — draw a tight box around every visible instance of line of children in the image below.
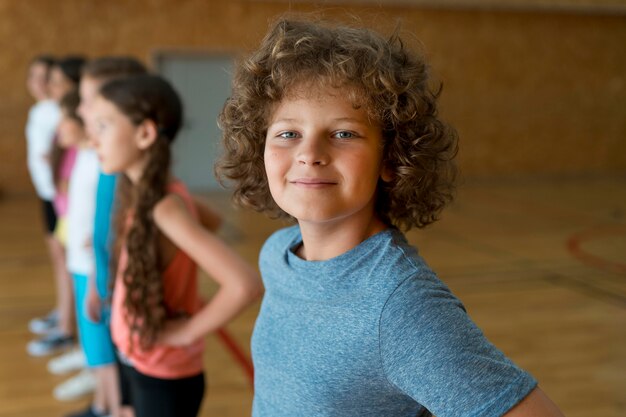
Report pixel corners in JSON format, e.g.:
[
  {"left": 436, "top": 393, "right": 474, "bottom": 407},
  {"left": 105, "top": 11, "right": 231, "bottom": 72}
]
[
  {"left": 217, "top": 17, "right": 565, "bottom": 417},
  {"left": 25, "top": 55, "right": 104, "bottom": 404},
  {"left": 26, "top": 53, "right": 261, "bottom": 417}
]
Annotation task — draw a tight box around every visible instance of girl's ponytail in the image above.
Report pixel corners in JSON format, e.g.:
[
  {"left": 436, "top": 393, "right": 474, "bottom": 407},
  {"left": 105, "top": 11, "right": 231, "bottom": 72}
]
[{"left": 124, "top": 134, "right": 171, "bottom": 349}]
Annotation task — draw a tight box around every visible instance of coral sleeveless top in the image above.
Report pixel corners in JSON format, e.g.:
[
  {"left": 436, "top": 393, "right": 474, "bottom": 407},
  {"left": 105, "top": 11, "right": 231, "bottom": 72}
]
[{"left": 111, "top": 181, "right": 204, "bottom": 379}]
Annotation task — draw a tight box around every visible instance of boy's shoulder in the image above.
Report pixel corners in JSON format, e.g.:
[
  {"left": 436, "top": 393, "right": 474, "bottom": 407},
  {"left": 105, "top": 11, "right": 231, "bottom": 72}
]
[
  {"left": 262, "top": 225, "right": 300, "bottom": 253},
  {"left": 368, "top": 229, "right": 426, "bottom": 271}
]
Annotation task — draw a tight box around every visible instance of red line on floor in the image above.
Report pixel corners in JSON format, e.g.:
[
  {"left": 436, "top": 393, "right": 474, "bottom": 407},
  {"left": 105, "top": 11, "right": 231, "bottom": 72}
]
[
  {"left": 566, "top": 226, "right": 626, "bottom": 275},
  {"left": 216, "top": 328, "right": 254, "bottom": 387}
]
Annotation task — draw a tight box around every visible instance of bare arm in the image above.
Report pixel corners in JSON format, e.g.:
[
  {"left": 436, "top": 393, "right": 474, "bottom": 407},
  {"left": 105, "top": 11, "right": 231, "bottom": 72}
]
[
  {"left": 153, "top": 194, "right": 262, "bottom": 346},
  {"left": 84, "top": 273, "right": 102, "bottom": 323},
  {"left": 191, "top": 194, "right": 222, "bottom": 232},
  {"left": 504, "top": 387, "right": 565, "bottom": 417}
]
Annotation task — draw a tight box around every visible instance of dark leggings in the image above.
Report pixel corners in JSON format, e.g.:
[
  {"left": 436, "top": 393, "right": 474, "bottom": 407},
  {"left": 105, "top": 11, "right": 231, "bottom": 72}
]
[
  {"left": 118, "top": 360, "right": 205, "bottom": 417},
  {"left": 41, "top": 199, "right": 57, "bottom": 234}
]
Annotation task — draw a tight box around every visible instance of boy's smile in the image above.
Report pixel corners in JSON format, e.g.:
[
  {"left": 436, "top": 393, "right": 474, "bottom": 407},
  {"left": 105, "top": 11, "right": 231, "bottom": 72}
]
[
  {"left": 289, "top": 177, "right": 338, "bottom": 188},
  {"left": 264, "top": 86, "right": 387, "bottom": 229}
]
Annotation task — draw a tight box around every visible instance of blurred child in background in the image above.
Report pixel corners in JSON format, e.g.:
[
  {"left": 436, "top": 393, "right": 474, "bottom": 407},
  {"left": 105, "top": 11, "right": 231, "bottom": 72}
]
[
  {"left": 60, "top": 90, "right": 114, "bottom": 417},
  {"left": 27, "top": 55, "right": 86, "bottom": 359},
  {"left": 24, "top": 55, "right": 64, "bottom": 337}
]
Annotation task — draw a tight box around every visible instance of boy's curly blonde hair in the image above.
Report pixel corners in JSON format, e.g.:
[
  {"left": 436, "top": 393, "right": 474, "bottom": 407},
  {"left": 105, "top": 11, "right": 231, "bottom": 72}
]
[{"left": 217, "top": 17, "right": 458, "bottom": 230}]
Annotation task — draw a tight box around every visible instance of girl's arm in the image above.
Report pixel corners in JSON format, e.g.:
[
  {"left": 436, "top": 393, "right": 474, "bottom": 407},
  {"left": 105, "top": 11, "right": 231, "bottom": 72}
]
[
  {"left": 84, "top": 237, "right": 99, "bottom": 323},
  {"left": 153, "top": 194, "right": 262, "bottom": 346},
  {"left": 85, "top": 273, "right": 102, "bottom": 323},
  {"left": 191, "top": 194, "right": 222, "bottom": 232},
  {"left": 503, "top": 387, "right": 564, "bottom": 417}
]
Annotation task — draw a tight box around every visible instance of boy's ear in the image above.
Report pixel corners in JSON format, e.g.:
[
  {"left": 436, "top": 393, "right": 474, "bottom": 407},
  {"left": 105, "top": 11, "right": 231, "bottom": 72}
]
[
  {"left": 380, "top": 164, "right": 394, "bottom": 182},
  {"left": 134, "top": 119, "right": 158, "bottom": 150}
]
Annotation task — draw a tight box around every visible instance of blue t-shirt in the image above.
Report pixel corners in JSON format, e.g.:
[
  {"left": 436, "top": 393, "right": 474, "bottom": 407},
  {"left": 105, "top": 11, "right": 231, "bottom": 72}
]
[{"left": 252, "top": 226, "right": 537, "bottom": 417}]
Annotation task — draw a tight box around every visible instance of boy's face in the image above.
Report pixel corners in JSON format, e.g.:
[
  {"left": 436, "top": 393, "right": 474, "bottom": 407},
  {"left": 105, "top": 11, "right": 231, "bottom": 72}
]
[{"left": 264, "top": 86, "right": 388, "bottom": 228}]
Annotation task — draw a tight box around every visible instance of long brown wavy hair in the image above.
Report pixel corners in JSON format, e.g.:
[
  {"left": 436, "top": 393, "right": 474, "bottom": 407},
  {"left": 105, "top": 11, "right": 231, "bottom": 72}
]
[
  {"left": 99, "top": 75, "right": 182, "bottom": 350},
  {"left": 217, "top": 17, "right": 458, "bottom": 230}
]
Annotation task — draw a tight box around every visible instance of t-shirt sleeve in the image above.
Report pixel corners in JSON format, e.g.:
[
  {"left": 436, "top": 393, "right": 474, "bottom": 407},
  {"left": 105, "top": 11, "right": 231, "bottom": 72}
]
[
  {"left": 31, "top": 105, "right": 59, "bottom": 153},
  {"left": 379, "top": 273, "right": 537, "bottom": 417}
]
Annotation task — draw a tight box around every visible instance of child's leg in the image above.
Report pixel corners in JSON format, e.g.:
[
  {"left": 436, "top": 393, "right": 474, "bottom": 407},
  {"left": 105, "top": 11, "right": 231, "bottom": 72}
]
[
  {"left": 48, "top": 235, "right": 74, "bottom": 335},
  {"left": 120, "top": 407, "right": 135, "bottom": 417},
  {"left": 129, "top": 368, "right": 205, "bottom": 417},
  {"left": 73, "top": 273, "right": 120, "bottom": 415},
  {"left": 117, "top": 360, "right": 135, "bottom": 417},
  {"left": 26, "top": 232, "right": 75, "bottom": 356},
  {"left": 92, "top": 374, "right": 106, "bottom": 414},
  {"left": 97, "top": 364, "right": 121, "bottom": 417},
  {"left": 30, "top": 200, "right": 69, "bottom": 336}
]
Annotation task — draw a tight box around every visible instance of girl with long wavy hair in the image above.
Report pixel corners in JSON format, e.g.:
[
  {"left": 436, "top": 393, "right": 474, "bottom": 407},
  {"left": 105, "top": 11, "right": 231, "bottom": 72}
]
[{"left": 90, "top": 74, "right": 262, "bottom": 417}]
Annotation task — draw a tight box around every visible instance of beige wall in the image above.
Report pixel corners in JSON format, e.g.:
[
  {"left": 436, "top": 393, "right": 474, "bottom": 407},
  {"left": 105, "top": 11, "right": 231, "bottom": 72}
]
[{"left": 1, "top": 0, "right": 625, "bottom": 195}]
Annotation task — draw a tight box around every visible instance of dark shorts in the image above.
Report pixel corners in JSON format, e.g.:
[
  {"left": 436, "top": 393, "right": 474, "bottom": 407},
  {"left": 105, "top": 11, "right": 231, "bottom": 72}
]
[
  {"left": 117, "top": 356, "right": 205, "bottom": 417},
  {"left": 40, "top": 199, "right": 57, "bottom": 234}
]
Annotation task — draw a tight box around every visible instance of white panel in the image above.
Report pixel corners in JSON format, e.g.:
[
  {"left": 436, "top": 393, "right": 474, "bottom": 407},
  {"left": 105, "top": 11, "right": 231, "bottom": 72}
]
[{"left": 159, "top": 55, "right": 234, "bottom": 192}]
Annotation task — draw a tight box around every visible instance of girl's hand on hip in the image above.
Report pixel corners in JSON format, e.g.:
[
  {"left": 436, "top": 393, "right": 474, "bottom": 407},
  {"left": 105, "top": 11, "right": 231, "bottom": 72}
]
[{"left": 158, "top": 317, "right": 196, "bottom": 347}]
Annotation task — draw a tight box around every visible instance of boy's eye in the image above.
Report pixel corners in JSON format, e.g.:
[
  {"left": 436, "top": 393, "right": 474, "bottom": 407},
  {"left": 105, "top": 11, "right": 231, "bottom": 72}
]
[
  {"left": 334, "top": 130, "right": 356, "bottom": 139},
  {"left": 278, "top": 131, "right": 299, "bottom": 139}
]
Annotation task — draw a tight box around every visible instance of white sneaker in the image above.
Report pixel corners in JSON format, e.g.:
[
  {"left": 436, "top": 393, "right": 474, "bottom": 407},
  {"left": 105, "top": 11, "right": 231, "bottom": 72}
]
[
  {"left": 53, "top": 369, "right": 96, "bottom": 401},
  {"left": 47, "top": 348, "right": 86, "bottom": 375},
  {"left": 26, "top": 330, "right": 74, "bottom": 357},
  {"left": 29, "top": 310, "right": 59, "bottom": 335}
]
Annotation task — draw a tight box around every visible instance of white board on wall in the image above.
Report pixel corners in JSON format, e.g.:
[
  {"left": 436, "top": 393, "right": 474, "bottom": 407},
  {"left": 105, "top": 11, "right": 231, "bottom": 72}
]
[{"left": 155, "top": 53, "right": 234, "bottom": 192}]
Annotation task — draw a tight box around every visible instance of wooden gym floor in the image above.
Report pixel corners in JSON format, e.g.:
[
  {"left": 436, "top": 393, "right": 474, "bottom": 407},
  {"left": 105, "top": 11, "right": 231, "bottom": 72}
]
[{"left": 0, "top": 175, "right": 624, "bottom": 417}]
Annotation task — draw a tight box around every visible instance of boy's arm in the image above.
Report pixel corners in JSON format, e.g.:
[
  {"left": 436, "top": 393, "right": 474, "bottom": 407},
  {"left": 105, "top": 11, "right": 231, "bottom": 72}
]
[
  {"left": 503, "top": 387, "right": 565, "bottom": 417},
  {"left": 191, "top": 194, "right": 222, "bottom": 232}
]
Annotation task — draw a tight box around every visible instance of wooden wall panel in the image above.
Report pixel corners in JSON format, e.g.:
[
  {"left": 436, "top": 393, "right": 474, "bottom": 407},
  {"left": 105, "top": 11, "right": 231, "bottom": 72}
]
[{"left": 1, "top": 0, "right": 624, "bottom": 195}]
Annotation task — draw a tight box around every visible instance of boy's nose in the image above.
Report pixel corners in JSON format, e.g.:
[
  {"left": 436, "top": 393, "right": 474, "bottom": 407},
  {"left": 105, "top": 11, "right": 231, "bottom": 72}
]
[{"left": 297, "top": 137, "right": 329, "bottom": 166}]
